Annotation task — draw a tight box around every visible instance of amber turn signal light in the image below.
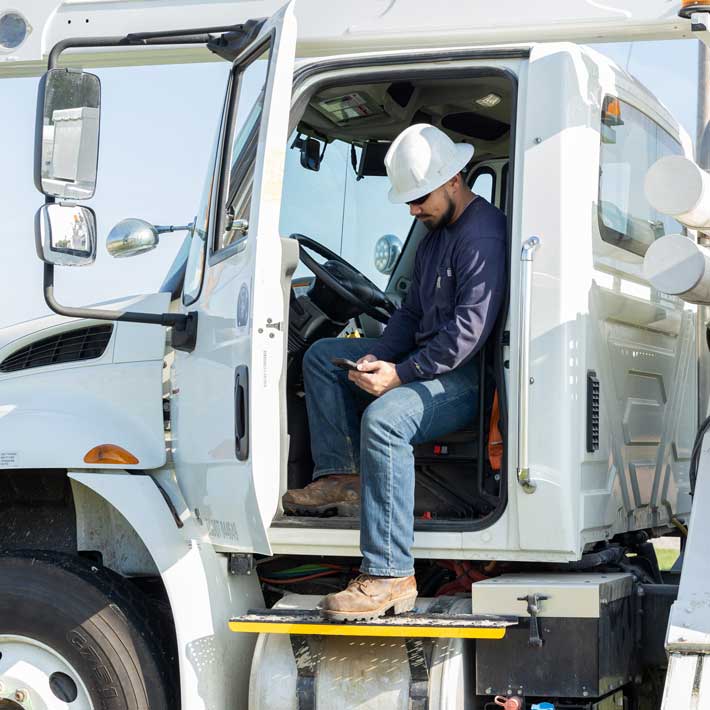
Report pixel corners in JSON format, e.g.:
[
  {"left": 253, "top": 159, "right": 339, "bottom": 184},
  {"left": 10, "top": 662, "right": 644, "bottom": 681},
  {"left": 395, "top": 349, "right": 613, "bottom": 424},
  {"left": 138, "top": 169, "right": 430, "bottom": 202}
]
[
  {"left": 679, "top": 1, "right": 710, "bottom": 19},
  {"left": 84, "top": 444, "right": 139, "bottom": 465},
  {"left": 602, "top": 96, "right": 624, "bottom": 127}
]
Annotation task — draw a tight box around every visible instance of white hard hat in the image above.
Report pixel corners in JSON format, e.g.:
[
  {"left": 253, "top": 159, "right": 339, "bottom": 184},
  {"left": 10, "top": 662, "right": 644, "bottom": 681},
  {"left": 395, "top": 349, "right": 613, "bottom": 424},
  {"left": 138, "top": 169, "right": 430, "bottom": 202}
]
[{"left": 384, "top": 124, "right": 474, "bottom": 204}]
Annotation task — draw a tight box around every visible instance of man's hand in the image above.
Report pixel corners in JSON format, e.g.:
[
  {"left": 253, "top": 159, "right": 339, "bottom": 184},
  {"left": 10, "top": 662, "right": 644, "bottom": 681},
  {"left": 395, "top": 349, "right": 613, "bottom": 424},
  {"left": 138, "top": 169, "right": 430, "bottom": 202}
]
[
  {"left": 356, "top": 353, "right": 377, "bottom": 365},
  {"left": 349, "top": 358, "right": 401, "bottom": 396}
]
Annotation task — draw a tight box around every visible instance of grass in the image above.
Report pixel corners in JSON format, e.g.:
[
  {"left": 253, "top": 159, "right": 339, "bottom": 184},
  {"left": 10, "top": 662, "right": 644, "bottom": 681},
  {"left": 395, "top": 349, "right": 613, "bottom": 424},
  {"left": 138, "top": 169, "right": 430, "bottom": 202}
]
[{"left": 656, "top": 547, "right": 680, "bottom": 571}]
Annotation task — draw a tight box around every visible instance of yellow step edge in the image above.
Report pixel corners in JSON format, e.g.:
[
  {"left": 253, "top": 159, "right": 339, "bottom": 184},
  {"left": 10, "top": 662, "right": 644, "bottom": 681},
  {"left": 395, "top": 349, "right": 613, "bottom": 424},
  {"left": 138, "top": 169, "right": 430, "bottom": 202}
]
[{"left": 228, "top": 621, "right": 507, "bottom": 639}]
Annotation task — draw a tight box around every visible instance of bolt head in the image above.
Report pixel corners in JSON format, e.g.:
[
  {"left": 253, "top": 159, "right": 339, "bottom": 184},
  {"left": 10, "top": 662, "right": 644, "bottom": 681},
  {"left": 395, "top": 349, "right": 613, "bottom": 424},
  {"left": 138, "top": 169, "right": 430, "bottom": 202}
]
[{"left": 15, "top": 689, "right": 27, "bottom": 702}]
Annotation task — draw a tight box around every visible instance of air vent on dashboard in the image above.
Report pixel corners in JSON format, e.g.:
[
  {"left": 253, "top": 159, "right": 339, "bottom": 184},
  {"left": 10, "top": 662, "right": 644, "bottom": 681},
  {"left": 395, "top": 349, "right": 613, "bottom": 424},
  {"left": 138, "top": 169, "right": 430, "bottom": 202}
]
[{"left": 0, "top": 325, "right": 113, "bottom": 373}]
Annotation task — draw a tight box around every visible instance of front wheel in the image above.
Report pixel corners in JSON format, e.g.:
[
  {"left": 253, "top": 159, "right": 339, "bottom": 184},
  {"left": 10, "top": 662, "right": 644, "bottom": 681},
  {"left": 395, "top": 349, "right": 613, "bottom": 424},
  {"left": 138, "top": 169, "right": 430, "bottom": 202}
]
[{"left": 0, "top": 552, "right": 173, "bottom": 709}]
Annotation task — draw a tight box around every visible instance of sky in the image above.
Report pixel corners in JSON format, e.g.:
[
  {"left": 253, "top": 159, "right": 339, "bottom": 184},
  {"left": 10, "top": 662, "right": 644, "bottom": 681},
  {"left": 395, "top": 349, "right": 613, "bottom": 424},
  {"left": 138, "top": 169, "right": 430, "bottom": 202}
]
[{"left": 0, "top": 38, "right": 702, "bottom": 330}]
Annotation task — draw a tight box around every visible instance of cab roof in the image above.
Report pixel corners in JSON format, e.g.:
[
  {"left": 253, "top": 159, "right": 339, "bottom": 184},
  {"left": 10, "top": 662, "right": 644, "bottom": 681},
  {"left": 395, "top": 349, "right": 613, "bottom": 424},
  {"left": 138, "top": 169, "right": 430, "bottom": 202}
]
[{"left": 0, "top": 0, "right": 700, "bottom": 78}]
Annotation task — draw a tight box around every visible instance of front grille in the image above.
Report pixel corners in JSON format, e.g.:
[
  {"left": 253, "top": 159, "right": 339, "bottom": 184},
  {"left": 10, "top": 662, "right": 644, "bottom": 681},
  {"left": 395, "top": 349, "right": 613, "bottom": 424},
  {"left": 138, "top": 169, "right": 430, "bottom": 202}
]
[{"left": 0, "top": 325, "right": 113, "bottom": 373}]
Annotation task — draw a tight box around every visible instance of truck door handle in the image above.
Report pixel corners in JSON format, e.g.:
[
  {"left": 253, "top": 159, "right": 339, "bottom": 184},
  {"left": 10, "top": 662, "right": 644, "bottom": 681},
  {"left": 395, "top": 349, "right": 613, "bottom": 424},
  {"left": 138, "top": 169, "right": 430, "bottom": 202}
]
[{"left": 234, "top": 365, "right": 249, "bottom": 461}]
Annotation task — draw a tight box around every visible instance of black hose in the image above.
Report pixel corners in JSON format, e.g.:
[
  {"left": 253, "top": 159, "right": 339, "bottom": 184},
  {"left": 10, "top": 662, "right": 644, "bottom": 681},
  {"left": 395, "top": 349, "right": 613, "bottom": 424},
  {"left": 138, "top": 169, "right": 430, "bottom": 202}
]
[{"left": 566, "top": 545, "right": 625, "bottom": 570}]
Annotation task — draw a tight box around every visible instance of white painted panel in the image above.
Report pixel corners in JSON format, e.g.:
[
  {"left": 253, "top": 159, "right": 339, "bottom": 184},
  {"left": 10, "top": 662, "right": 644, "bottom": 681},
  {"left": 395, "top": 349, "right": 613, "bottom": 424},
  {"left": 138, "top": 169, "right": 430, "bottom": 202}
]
[{"left": 0, "top": 360, "right": 165, "bottom": 469}]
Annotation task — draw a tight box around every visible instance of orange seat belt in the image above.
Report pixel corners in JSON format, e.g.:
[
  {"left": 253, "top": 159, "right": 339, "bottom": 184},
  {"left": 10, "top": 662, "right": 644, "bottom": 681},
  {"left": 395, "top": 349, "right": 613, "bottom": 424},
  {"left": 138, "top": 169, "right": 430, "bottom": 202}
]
[{"left": 487, "top": 390, "right": 503, "bottom": 471}]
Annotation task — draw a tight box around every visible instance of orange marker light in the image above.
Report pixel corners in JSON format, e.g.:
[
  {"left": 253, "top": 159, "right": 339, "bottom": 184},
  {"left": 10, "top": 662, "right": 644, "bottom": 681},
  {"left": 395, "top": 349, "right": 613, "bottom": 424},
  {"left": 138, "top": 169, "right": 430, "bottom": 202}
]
[
  {"left": 679, "top": 2, "right": 710, "bottom": 19},
  {"left": 84, "top": 444, "right": 139, "bottom": 465},
  {"left": 602, "top": 96, "right": 624, "bottom": 127}
]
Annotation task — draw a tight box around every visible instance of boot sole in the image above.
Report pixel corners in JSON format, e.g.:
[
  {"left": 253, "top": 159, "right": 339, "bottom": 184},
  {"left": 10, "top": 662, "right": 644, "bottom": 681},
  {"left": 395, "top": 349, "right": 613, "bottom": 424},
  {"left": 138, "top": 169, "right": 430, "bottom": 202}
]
[
  {"left": 283, "top": 501, "right": 360, "bottom": 518},
  {"left": 320, "top": 594, "right": 418, "bottom": 622}
]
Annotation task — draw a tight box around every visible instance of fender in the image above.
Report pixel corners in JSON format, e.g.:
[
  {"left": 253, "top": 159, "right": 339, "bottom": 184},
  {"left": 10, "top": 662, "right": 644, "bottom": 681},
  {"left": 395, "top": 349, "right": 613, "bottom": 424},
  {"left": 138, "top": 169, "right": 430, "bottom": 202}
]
[{"left": 69, "top": 471, "right": 263, "bottom": 710}]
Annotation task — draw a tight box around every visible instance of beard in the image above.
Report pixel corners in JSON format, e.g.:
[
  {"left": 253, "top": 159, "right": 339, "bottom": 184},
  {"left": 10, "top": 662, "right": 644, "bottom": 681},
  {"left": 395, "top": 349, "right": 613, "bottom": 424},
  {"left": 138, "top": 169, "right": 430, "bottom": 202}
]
[{"left": 421, "top": 195, "right": 456, "bottom": 231}]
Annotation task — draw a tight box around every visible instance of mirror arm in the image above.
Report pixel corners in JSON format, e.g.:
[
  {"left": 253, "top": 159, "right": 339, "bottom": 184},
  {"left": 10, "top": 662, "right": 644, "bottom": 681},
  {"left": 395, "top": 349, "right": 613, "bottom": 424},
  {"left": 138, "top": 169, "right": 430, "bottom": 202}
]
[
  {"left": 43, "top": 263, "right": 198, "bottom": 351},
  {"left": 47, "top": 21, "right": 264, "bottom": 70},
  {"left": 154, "top": 224, "right": 193, "bottom": 235}
]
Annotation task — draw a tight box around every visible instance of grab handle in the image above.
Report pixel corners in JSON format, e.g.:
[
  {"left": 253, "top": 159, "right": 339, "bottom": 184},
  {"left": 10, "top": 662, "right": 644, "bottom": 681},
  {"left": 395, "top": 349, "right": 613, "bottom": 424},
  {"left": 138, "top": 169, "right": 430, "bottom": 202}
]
[{"left": 517, "top": 236, "right": 541, "bottom": 494}]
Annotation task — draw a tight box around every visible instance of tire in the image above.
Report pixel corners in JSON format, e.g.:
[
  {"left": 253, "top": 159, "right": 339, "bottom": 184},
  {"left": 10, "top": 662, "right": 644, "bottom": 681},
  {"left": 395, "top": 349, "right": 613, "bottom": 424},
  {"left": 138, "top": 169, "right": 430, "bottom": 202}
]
[{"left": 0, "top": 551, "right": 174, "bottom": 709}]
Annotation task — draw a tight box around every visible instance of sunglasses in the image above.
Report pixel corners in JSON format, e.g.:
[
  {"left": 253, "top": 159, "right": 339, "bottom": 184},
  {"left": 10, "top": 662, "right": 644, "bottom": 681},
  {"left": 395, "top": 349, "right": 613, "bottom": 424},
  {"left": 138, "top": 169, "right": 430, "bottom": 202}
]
[{"left": 406, "top": 192, "right": 431, "bottom": 206}]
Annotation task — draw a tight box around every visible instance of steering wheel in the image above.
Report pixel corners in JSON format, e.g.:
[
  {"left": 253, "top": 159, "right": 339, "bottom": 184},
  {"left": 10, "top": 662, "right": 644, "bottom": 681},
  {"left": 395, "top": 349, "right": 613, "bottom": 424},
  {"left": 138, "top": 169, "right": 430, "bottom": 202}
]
[{"left": 291, "top": 233, "right": 397, "bottom": 324}]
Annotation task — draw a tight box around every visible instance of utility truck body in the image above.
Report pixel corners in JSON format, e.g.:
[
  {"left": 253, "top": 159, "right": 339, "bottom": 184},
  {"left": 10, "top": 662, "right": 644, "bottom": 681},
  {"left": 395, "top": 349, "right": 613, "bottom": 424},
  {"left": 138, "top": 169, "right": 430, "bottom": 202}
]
[{"left": 0, "top": 2, "right": 708, "bottom": 708}]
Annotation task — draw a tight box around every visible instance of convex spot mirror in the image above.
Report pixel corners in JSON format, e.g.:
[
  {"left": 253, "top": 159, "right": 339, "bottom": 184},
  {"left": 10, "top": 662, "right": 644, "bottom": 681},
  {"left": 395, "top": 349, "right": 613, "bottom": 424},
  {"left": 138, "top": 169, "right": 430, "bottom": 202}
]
[
  {"left": 107, "top": 218, "right": 160, "bottom": 258},
  {"left": 107, "top": 218, "right": 193, "bottom": 258},
  {"left": 374, "top": 234, "right": 402, "bottom": 275},
  {"left": 35, "top": 203, "right": 97, "bottom": 266},
  {"left": 35, "top": 68, "right": 100, "bottom": 200}
]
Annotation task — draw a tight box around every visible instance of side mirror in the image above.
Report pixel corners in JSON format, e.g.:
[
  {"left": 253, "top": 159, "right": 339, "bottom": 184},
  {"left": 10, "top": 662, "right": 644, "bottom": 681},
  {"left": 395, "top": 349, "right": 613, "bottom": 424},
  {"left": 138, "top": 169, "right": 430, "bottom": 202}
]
[
  {"left": 106, "top": 218, "right": 160, "bottom": 258},
  {"left": 107, "top": 218, "right": 193, "bottom": 258},
  {"left": 35, "top": 68, "right": 101, "bottom": 200},
  {"left": 35, "top": 204, "right": 97, "bottom": 266},
  {"left": 374, "top": 234, "right": 403, "bottom": 275}
]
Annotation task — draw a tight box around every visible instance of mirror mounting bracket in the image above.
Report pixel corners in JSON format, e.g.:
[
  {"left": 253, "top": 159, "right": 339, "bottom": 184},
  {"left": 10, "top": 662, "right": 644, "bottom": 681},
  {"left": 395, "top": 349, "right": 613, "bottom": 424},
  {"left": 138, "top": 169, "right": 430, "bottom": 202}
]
[
  {"left": 170, "top": 311, "right": 199, "bottom": 352},
  {"left": 47, "top": 20, "right": 266, "bottom": 70},
  {"left": 43, "top": 263, "right": 198, "bottom": 352}
]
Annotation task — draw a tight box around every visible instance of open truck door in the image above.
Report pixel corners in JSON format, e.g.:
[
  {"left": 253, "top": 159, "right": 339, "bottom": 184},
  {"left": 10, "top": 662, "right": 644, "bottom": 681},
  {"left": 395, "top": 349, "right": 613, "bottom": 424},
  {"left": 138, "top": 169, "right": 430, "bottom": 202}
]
[{"left": 171, "top": 2, "right": 298, "bottom": 554}]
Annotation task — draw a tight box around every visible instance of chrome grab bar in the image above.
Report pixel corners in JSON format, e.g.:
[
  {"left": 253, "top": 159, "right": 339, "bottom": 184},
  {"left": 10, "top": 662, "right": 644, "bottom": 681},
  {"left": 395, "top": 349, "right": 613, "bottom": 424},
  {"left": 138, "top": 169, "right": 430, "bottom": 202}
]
[{"left": 517, "top": 236, "right": 541, "bottom": 494}]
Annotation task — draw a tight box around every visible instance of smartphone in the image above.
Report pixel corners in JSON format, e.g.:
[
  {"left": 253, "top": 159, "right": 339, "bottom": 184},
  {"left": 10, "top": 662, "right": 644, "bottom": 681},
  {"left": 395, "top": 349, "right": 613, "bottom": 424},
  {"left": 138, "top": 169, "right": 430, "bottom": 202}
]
[{"left": 331, "top": 357, "right": 359, "bottom": 371}]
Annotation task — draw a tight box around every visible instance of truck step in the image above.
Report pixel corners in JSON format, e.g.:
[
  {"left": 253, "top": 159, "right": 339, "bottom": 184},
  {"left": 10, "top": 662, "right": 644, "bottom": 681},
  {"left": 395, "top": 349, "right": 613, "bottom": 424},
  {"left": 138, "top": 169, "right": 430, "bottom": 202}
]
[
  {"left": 662, "top": 653, "right": 710, "bottom": 708},
  {"left": 229, "top": 608, "right": 517, "bottom": 639}
]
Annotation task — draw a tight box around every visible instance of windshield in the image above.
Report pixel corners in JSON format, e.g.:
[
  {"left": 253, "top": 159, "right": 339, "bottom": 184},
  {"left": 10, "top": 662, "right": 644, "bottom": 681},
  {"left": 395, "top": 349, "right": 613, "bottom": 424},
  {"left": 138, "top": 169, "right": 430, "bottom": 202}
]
[{"left": 279, "top": 137, "right": 414, "bottom": 288}]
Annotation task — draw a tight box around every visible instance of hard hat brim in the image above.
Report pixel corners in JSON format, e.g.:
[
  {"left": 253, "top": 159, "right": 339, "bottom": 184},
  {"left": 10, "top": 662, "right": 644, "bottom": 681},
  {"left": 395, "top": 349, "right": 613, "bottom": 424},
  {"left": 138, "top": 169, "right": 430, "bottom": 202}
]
[{"left": 387, "top": 143, "right": 474, "bottom": 204}]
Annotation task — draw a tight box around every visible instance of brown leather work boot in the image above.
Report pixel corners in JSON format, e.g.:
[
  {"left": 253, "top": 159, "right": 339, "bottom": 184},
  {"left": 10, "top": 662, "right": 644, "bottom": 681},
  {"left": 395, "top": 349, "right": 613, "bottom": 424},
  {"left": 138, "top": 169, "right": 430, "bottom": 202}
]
[
  {"left": 319, "top": 574, "right": 418, "bottom": 621},
  {"left": 282, "top": 474, "right": 360, "bottom": 517}
]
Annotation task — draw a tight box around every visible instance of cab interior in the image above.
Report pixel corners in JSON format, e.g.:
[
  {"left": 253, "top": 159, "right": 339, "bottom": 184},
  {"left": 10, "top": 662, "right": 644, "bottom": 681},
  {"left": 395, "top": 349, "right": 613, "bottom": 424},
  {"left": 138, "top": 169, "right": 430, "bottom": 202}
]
[{"left": 274, "top": 67, "right": 516, "bottom": 532}]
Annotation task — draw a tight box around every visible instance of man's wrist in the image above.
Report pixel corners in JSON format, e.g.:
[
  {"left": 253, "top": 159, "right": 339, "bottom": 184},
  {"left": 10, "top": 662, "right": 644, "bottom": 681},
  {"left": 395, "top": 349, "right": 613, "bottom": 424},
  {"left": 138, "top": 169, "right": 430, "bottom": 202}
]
[{"left": 395, "top": 360, "right": 419, "bottom": 384}]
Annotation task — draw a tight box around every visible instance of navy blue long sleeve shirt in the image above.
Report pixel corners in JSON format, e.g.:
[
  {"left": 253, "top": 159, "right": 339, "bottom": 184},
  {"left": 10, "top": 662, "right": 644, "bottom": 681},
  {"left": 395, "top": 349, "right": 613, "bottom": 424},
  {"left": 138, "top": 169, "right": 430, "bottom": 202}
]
[{"left": 370, "top": 196, "right": 506, "bottom": 384}]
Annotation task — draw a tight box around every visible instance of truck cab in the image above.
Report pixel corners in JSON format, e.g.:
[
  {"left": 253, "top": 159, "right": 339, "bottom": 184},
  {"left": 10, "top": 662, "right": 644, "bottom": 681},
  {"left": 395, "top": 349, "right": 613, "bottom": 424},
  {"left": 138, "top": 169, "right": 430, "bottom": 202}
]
[{"left": 130, "top": 30, "right": 696, "bottom": 560}]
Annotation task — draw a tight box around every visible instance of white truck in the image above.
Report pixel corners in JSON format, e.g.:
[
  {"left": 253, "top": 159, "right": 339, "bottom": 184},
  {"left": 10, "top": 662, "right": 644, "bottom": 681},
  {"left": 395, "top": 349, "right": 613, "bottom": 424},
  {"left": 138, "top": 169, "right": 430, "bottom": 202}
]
[{"left": 1, "top": 1, "right": 710, "bottom": 708}]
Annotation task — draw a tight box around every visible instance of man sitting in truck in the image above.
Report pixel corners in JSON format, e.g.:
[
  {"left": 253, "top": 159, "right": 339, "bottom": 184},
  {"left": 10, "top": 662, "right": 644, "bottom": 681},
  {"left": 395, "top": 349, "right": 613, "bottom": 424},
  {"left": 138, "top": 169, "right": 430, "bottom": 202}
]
[{"left": 282, "top": 124, "right": 507, "bottom": 620}]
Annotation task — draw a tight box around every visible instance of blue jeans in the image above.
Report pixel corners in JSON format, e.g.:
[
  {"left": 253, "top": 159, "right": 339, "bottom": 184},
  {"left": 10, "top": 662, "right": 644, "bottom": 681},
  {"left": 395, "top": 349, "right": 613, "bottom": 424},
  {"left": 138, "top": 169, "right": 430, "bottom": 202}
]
[{"left": 303, "top": 337, "right": 479, "bottom": 577}]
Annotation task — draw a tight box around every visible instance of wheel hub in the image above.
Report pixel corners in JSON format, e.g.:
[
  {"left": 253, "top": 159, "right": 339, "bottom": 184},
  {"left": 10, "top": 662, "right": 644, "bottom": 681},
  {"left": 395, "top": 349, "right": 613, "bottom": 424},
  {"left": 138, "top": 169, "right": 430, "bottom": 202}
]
[{"left": 0, "top": 635, "right": 93, "bottom": 708}]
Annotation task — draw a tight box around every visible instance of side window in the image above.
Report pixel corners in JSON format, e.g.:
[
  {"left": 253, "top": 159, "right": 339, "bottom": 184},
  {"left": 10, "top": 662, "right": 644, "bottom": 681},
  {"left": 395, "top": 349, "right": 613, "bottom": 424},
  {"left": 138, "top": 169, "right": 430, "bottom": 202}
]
[
  {"left": 182, "top": 96, "right": 226, "bottom": 306},
  {"left": 598, "top": 96, "right": 683, "bottom": 257},
  {"left": 470, "top": 166, "right": 496, "bottom": 205},
  {"left": 214, "top": 42, "right": 271, "bottom": 253}
]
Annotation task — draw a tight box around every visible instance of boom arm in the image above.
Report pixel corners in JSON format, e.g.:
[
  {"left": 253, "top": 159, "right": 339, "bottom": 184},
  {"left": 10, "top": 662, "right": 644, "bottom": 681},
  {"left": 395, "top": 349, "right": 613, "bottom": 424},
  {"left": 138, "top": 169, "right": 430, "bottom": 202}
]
[{"left": 1, "top": 0, "right": 708, "bottom": 78}]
